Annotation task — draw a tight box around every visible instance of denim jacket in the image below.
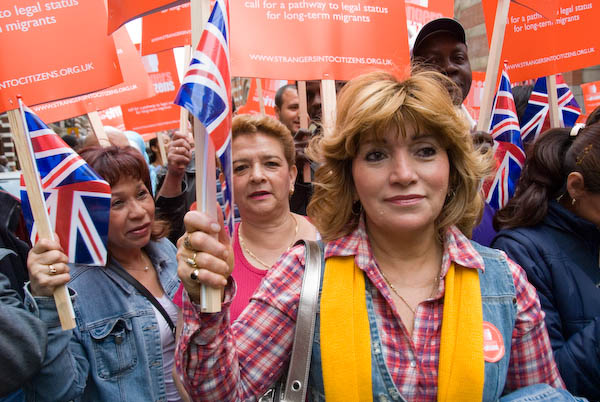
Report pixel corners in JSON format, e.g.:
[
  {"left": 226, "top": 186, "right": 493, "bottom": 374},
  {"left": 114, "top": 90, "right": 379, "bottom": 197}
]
[{"left": 23, "top": 238, "right": 179, "bottom": 402}]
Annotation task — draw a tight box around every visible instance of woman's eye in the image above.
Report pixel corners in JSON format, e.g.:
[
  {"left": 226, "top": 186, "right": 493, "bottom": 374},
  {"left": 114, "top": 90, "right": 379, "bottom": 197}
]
[
  {"left": 265, "top": 160, "right": 280, "bottom": 168},
  {"left": 416, "top": 146, "right": 437, "bottom": 158},
  {"left": 111, "top": 200, "right": 123, "bottom": 208},
  {"left": 137, "top": 190, "right": 148, "bottom": 198},
  {"left": 365, "top": 150, "right": 386, "bottom": 162},
  {"left": 233, "top": 165, "right": 247, "bottom": 173}
]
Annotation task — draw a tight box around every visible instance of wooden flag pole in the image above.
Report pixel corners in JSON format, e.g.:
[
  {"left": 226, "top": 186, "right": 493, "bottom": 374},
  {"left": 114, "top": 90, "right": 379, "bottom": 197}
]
[
  {"left": 190, "top": 0, "right": 222, "bottom": 312},
  {"left": 546, "top": 75, "right": 561, "bottom": 128},
  {"left": 8, "top": 105, "right": 76, "bottom": 330},
  {"left": 179, "top": 45, "right": 192, "bottom": 139},
  {"left": 155, "top": 132, "right": 168, "bottom": 166},
  {"left": 476, "top": 0, "right": 510, "bottom": 132},
  {"left": 297, "top": 81, "right": 309, "bottom": 130},
  {"left": 320, "top": 79, "right": 337, "bottom": 137},
  {"left": 256, "top": 79, "right": 266, "bottom": 115},
  {"left": 88, "top": 111, "right": 110, "bottom": 147}
]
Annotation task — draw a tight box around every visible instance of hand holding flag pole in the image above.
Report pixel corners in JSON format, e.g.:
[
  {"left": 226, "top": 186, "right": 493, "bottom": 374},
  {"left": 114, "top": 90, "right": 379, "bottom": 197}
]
[{"left": 8, "top": 99, "right": 76, "bottom": 330}]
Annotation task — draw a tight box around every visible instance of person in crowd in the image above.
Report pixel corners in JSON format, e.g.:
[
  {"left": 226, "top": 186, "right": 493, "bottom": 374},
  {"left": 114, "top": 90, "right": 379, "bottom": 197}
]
[
  {"left": 23, "top": 146, "right": 186, "bottom": 402},
  {"left": 0, "top": 271, "right": 46, "bottom": 401},
  {"left": 411, "top": 17, "right": 498, "bottom": 246},
  {"left": 274, "top": 84, "right": 301, "bottom": 135},
  {"left": 223, "top": 114, "right": 317, "bottom": 320},
  {"left": 175, "top": 71, "right": 568, "bottom": 401},
  {"left": 492, "top": 125, "right": 600, "bottom": 400},
  {"left": 60, "top": 134, "right": 80, "bottom": 152},
  {"left": 512, "top": 84, "right": 534, "bottom": 127}
]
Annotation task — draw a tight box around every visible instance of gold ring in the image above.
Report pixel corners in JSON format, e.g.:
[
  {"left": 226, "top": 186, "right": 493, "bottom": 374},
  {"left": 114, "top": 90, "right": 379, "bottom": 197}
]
[
  {"left": 48, "top": 264, "right": 57, "bottom": 275},
  {"left": 183, "top": 234, "right": 194, "bottom": 250},
  {"left": 185, "top": 252, "right": 197, "bottom": 269},
  {"left": 190, "top": 269, "right": 200, "bottom": 281}
]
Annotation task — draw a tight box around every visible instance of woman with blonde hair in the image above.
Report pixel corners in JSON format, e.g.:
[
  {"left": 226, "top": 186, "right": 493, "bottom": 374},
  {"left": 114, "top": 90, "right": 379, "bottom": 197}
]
[{"left": 174, "top": 71, "right": 568, "bottom": 401}]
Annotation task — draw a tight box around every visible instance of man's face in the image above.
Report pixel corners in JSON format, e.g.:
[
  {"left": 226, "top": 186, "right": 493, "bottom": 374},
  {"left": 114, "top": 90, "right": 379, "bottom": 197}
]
[
  {"left": 414, "top": 33, "right": 472, "bottom": 105},
  {"left": 275, "top": 88, "right": 300, "bottom": 134},
  {"left": 306, "top": 80, "right": 322, "bottom": 122}
]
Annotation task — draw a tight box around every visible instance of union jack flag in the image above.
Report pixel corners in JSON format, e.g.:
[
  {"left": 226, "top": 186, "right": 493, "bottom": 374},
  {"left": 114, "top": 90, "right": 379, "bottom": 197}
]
[
  {"left": 19, "top": 104, "right": 111, "bottom": 265},
  {"left": 174, "top": 0, "right": 234, "bottom": 235},
  {"left": 484, "top": 68, "right": 526, "bottom": 210},
  {"left": 520, "top": 74, "right": 581, "bottom": 144}
]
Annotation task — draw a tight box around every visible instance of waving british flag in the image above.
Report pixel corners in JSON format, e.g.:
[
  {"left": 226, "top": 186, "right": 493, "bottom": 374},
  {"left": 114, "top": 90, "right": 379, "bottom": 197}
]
[
  {"left": 19, "top": 104, "right": 111, "bottom": 266},
  {"left": 484, "top": 68, "right": 526, "bottom": 210},
  {"left": 174, "top": 0, "right": 234, "bottom": 235},
  {"left": 520, "top": 74, "right": 581, "bottom": 143}
]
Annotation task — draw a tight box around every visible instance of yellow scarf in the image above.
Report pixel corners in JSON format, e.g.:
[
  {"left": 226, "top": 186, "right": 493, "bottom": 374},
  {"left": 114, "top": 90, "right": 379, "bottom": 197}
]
[{"left": 320, "top": 258, "right": 484, "bottom": 402}]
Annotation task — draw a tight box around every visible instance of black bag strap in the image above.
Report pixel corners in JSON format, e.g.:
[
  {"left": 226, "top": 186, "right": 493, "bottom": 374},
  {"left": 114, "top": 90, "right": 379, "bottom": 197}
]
[{"left": 111, "top": 264, "right": 176, "bottom": 335}]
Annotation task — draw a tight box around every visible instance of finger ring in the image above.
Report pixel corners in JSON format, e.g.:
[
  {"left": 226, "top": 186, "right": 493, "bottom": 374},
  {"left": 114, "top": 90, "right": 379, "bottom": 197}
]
[
  {"left": 190, "top": 269, "right": 200, "bottom": 281},
  {"left": 183, "top": 234, "right": 194, "bottom": 251},
  {"left": 48, "top": 264, "right": 57, "bottom": 275},
  {"left": 185, "top": 252, "right": 197, "bottom": 268}
]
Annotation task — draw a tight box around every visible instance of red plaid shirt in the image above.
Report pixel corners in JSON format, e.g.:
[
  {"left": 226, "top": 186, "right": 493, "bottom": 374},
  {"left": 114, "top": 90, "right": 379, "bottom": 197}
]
[{"left": 176, "top": 222, "right": 563, "bottom": 401}]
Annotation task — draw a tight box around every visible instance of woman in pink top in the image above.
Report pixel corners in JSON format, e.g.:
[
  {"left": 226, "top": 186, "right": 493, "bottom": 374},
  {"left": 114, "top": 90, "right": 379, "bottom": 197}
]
[{"left": 228, "top": 114, "right": 318, "bottom": 319}]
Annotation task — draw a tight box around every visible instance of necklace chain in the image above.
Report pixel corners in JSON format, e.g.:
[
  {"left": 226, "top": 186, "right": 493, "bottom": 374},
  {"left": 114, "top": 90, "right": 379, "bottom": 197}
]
[
  {"left": 126, "top": 252, "right": 151, "bottom": 272},
  {"left": 238, "top": 214, "right": 299, "bottom": 270},
  {"left": 379, "top": 268, "right": 439, "bottom": 315}
]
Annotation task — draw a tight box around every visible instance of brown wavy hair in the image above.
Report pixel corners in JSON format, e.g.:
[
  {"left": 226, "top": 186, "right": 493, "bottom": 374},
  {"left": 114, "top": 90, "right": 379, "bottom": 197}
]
[
  {"left": 78, "top": 145, "right": 169, "bottom": 240},
  {"left": 307, "top": 70, "right": 492, "bottom": 241},
  {"left": 232, "top": 114, "right": 295, "bottom": 167},
  {"left": 494, "top": 125, "right": 600, "bottom": 230}
]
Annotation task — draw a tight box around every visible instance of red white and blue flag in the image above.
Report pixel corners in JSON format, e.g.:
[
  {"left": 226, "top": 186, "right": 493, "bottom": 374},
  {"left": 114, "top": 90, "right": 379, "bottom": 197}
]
[
  {"left": 520, "top": 74, "right": 581, "bottom": 144},
  {"left": 174, "top": 0, "right": 234, "bottom": 235},
  {"left": 484, "top": 68, "right": 526, "bottom": 210},
  {"left": 19, "top": 105, "right": 111, "bottom": 266}
]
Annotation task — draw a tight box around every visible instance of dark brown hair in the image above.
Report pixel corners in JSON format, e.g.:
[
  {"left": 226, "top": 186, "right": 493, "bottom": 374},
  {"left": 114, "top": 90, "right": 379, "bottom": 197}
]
[
  {"left": 494, "top": 125, "right": 600, "bottom": 230},
  {"left": 78, "top": 145, "right": 169, "bottom": 240}
]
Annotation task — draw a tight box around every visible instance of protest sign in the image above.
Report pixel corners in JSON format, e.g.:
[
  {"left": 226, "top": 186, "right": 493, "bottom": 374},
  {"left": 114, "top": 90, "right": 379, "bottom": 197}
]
[
  {"left": 0, "top": 0, "right": 122, "bottom": 114},
  {"left": 107, "top": 0, "right": 187, "bottom": 34},
  {"left": 482, "top": 0, "right": 600, "bottom": 83},
  {"left": 463, "top": 71, "right": 485, "bottom": 123},
  {"left": 405, "top": 0, "right": 453, "bottom": 35},
  {"left": 121, "top": 49, "right": 181, "bottom": 134},
  {"left": 580, "top": 80, "right": 600, "bottom": 118},
  {"left": 141, "top": 3, "right": 191, "bottom": 55},
  {"left": 237, "top": 79, "right": 291, "bottom": 117},
  {"left": 99, "top": 106, "right": 126, "bottom": 131},
  {"left": 31, "top": 28, "right": 153, "bottom": 123},
  {"left": 230, "top": 0, "right": 409, "bottom": 80}
]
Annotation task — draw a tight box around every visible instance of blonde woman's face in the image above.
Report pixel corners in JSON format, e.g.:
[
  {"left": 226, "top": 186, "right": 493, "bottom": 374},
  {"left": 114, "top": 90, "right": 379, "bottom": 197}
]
[
  {"left": 232, "top": 132, "right": 297, "bottom": 220},
  {"left": 352, "top": 126, "right": 449, "bottom": 238}
]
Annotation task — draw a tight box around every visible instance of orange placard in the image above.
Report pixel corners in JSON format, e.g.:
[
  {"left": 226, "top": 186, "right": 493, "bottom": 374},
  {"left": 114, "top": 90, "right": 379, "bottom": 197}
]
[
  {"left": 463, "top": 71, "right": 485, "bottom": 123},
  {"left": 99, "top": 106, "right": 126, "bottom": 131},
  {"left": 107, "top": 0, "right": 186, "bottom": 34},
  {"left": 141, "top": 3, "right": 191, "bottom": 56},
  {"left": 237, "top": 79, "right": 292, "bottom": 117},
  {"left": 230, "top": 0, "right": 409, "bottom": 80},
  {"left": 482, "top": 0, "right": 600, "bottom": 82},
  {"left": 581, "top": 80, "right": 600, "bottom": 117},
  {"left": 405, "top": 0, "right": 454, "bottom": 34},
  {"left": 0, "top": 0, "right": 122, "bottom": 114},
  {"left": 121, "top": 50, "right": 180, "bottom": 134},
  {"left": 31, "top": 28, "right": 153, "bottom": 123}
]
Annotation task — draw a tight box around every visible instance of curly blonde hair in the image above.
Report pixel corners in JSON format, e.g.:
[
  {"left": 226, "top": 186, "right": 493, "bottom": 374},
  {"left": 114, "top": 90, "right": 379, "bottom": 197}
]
[{"left": 307, "top": 70, "right": 492, "bottom": 241}]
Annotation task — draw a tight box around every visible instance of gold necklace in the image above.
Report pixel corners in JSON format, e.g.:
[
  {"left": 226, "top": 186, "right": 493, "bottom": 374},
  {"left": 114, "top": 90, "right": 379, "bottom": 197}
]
[
  {"left": 379, "top": 268, "right": 439, "bottom": 315},
  {"left": 238, "top": 214, "right": 299, "bottom": 270}
]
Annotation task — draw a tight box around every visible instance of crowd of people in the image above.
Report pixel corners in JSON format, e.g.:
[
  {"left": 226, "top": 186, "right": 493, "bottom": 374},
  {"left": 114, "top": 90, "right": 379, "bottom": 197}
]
[{"left": 1, "top": 17, "right": 599, "bottom": 402}]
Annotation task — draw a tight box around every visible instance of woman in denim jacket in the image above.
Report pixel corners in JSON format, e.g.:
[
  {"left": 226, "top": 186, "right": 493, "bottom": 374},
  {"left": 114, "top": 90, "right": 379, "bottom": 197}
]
[{"left": 23, "top": 146, "right": 186, "bottom": 402}]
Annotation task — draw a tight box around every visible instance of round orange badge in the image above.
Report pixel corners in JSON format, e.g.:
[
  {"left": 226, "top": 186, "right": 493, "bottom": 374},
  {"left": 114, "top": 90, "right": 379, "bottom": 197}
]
[{"left": 482, "top": 321, "right": 505, "bottom": 363}]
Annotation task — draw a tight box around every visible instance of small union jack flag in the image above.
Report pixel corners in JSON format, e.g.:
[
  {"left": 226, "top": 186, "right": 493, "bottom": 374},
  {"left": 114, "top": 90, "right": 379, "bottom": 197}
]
[
  {"left": 19, "top": 104, "right": 111, "bottom": 265},
  {"left": 174, "top": 0, "right": 234, "bottom": 235},
  {"left": 520, "top": 74, "right": 581, "bottom": 144},
  {"left": 484, "top": 68, "right": 526, "bottom": 210}
]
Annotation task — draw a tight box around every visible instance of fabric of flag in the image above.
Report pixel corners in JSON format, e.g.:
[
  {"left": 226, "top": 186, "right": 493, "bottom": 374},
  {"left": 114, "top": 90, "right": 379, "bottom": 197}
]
[
  {"left": 484, "top": 68, "right": 526, "bottom": 210},
  {"left": 19, "top": 105, "right": 111, "bottom": 265},
  {"left": 174, "top": 0, "right": 234, "bottom": 235},
  {"left": 520, "top": 74, "right": 581, "bottom": 144}
]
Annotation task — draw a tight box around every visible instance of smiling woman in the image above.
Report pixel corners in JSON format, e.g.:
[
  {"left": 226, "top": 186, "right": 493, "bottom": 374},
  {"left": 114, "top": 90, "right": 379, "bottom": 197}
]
[{"left": 24, "top": 146, "right": 186, "bottom": 402}]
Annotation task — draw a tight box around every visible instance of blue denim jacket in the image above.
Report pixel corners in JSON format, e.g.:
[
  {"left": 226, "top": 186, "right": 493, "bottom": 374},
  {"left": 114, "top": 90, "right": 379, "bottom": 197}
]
[
  {"left": 23, "top": 238, "right": 179, "bottom": 402},
  {"left": 307, "top": 242, "right": 580, "bottom": 402}
]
